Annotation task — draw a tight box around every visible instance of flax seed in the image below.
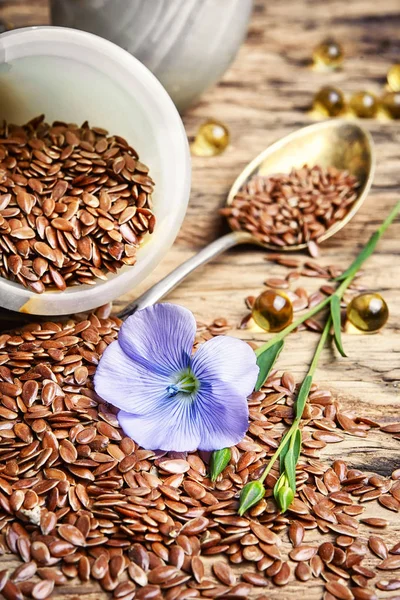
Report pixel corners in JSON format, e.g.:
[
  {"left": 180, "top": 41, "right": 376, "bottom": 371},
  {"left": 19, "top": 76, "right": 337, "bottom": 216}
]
[
  {"left": 0, "top": 116, "right": 155, "bottom": 292},
  {"left": 0, "top": 314, "right": 399, "bottom": 598},
  {"left": 224, "top": 165, "right": 359, "bottom": 250}
]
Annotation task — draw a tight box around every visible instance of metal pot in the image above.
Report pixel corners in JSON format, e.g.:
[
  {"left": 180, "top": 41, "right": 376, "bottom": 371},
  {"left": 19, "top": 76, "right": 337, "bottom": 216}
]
[{"left": 50, "top": 0, "right": 253, "bottom": 112}]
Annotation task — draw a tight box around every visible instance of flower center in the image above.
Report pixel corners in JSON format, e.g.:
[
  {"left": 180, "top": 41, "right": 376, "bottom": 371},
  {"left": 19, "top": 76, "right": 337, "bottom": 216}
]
[{"left": 167, "top": 369, "right": 199, "bottom": 398}]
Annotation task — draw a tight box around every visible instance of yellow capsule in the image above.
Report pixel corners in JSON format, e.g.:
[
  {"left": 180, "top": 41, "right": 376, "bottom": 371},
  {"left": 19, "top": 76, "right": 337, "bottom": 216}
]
[
  {"left": 381, "top": 91, "right": 400, "bottom": 119},
  {"left": 387, "top": 64, "right": 400, "bottom": 92},
  {"left": 313, "top": 38, "right": 344, "bottom": 69},
  {"left": 313, "top": 86, "right": 346, "bottom": 117},
  {"left": 191, "top": 120, "right": 230, "bottom": 157},
  {"left": 252, "top": 290, "right": 293, "bottom": 333},
  {"left": 349, "top": 91, "right": 379, "bottom": 119},
  {"left": 346, "top": 293, "right": 389, "bottom": 332}
]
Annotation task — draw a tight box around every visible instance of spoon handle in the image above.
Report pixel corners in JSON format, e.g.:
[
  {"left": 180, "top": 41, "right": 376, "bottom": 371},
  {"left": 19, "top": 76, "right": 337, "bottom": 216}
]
[{"left": 118, "top": 230, "right": 253, "bottom": 319}]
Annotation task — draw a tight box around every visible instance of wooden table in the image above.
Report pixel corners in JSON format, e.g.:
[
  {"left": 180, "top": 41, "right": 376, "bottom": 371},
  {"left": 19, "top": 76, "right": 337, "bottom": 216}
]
[{"left": 0, "top": 1, "right": 399, "bottom": 598}]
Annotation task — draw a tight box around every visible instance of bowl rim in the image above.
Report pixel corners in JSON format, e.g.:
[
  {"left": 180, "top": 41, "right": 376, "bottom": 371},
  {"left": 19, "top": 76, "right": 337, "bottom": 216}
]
[{"left": 0, "top": 26, "right": 191, "bottom": 315}]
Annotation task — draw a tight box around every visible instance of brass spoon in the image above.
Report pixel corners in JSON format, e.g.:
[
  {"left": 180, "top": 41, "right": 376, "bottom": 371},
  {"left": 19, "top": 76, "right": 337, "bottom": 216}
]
[{"left": 123, "top": 120, "right": 373, "bottom": 317}]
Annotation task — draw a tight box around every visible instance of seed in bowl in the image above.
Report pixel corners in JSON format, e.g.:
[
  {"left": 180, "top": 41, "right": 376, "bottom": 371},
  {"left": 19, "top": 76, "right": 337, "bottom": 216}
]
[
  {"left": 221, "top": 165, "right": 359, "bottom": 251},
  {"left": 0, "top": 115, "right": 155, "bottom": 293}
]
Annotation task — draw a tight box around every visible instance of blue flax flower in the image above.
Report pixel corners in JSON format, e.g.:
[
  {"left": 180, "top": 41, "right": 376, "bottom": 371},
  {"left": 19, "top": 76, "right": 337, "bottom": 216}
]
[{"left": 94, "top": 303, "right": 259, "bottom": 452}]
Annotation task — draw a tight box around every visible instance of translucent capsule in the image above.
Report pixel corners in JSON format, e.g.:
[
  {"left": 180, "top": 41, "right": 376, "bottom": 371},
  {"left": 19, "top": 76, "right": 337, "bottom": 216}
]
[
  {"left": 252, "top": 290, "right": 293, "bottom": 333},
  {"left": 191, "top": 120, "right": 230, "bottom": 157},
  {"left": 313, "top": 86, "right": 346, "bottom": 117},
  {"left": 381, "top": 92, "right": 400, "bottom": 119},
  {"left": 313, "top": 38, "right": 344, "bottom": 69},
  {"left": 349, "top": 91, "right": 379, "bottom": 119},
  {"left": 346, "top": 293, "right": 389, "bottom": 332},
  {"left": 387, "top": 64, "right": 400, "bottom": 92}
]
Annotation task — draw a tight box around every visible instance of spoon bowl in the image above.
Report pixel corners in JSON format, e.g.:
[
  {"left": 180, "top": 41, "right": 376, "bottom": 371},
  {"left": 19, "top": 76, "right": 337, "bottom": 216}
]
[{"left": 227, "top": 119, "right": 375, "bottom": 250}]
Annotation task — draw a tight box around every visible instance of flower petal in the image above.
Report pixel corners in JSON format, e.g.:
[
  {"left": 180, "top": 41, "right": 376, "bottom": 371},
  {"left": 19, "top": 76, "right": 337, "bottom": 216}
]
[
  {"left": 195, "top": 383, "right": 250, "bottom": 450},
  {"left": 118, "top": 303, "right": 197, "bottom": 376},
  {"left": 117, "top": 394, "right": 202, "bottom": 451},
  {"left": 94, "top": 340, "right": 170, "bottom": 414},
  {"left": 191, "top": 335, "right": 259, "bottom": 398}
]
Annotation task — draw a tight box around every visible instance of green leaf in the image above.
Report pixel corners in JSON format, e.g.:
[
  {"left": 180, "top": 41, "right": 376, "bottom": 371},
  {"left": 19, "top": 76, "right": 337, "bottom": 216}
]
[
  {"left": 284, "top": 429, "right": 302, "bottom": 493},
  {"left": 331, "top": 295, "right": 346, "bottom": 357},
  {"left": 279, "top": 435, "right": 291, "bottom": 472},
  {"left": 284, "top": 448, "right": 296, "bottom": 493},
  {"left": 255, "top": 340, "right": 284, "bottom": 391},
  {"left": 292, "top": 428, "right": 302, "bottom": 464},
  {"left": 334, "top": 231, "right": 380, "bottom": 282},
  {"left": 295, "top": 375, "right": 313, "bottom": 420},
  {"left": 273, "top": 473, "right": 295, "bottom": 512},
  {"left": 238, "top": 480, "right": 265, "bottom": 516},
  {"left": 210, "top": 448, "right": 231, "bottom": 482},
  {"left": 273, "top": 472, "right": 287, "bottom": 504},
  {"left": 278, "top": 482, "right": 295, "bottom": 513}
]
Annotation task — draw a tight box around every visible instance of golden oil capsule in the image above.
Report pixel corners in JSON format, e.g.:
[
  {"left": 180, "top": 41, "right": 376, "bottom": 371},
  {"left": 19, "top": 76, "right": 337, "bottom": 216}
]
[
  {"left": 381, "top": 91, "right": 400, "bottom": 119},
  {"left": 313, "top": 38, "right": 344, "bottom": 69},
  {"left": 387, "top": 64, "right": 400, "bottom": 92},
  {"left": 349, "top": 91, "right": 379, "bottom": 118},
  {"left": 191, "top": 120, "right": 230, "bottom": 157},
  {"left": 346, "top": 292, "right": 389, "bottom": 332},
  {"left": 313, "top": 86, "right": 346, "bottom": 117},
  {"left": 252, "top": 290, "right": 293, "bottom": 333}
]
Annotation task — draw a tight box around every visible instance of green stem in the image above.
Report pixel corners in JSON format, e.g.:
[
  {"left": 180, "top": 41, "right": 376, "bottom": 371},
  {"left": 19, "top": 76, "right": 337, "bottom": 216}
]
[
  {"left": 239, "top": 202, "right": 400, "bottom": 515},
  {"left": 258, "top": 315, "right": 332, "bottom": 484},
  {"left": 336, "top": 200, "right": 400, "bottom": 287},
  {"left": 308, "top": 315, "right": 332, "bottom": 377}
]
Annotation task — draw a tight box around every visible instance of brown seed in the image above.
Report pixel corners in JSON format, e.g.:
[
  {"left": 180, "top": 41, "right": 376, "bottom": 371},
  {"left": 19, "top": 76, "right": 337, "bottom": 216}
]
[
  {"left": 128, "top": 563, "right": 148, "bottom": 587},
  {"left": 158, "top": 459, "right": 190, "bottom": 474},
  {"left": 378, "top": 556, "right": 400, "bottom": 570},
  {"left": 289, "top": 546, "right": 317, "bottom": 562},
  {"left": 224, "top": 582, "right": 253, "bottom": 597},
  {"left": 376, "top": 579, "right": 400, "bottom": 591},
  {"left": 135, "top": 585, "right": 161, "bottom": 600},
  {"left": 59, "top": 439, "right": 78, "bottom": 463},
  {"left": 31, "top": 541, "right": 50, "bottom": 564},
  {"left": 351, "top": 589, "right": 377, "bottom": 600},
  {"left": 273, "top": 561, "right": 290, "bottom": 586},
  {"left": 325, "top": 581, "right": 354, "bottom": 600},
  {"left": 2, "top": 580, "right": 24, "bottom": 600},
  {"left": 249, "top": 522, "right": 279, "bottom": 544},
  {"left": 148, "top": 566, "right": 178, "bottom": 584},
  {"left": 32, "top": 580, "right": 55, "bottom": 600},
  {"left": 241, "top": 572, "right": 268, "bottom": 586},
  {"left": 242, "top": 545, "right": 264, "bottom": 562},
  {"left": 265, "top": 278, "right": 289, "bottom": 289},
  {"left": 11, "top": 561, "right": 37, "bottom": 583},
  {"left": 58, "top": 524, "right": 86, "bottom": 546},
  {"left": 295, "top": 561, "right": 312, "bottom": 581},
  {"left": 379, "top": 495, "right": 400, "bottom": 512},
  {"left": 213, "top": 562, "right": 236, "bottom": 586},
  {"left": 180, "top": 517, "right": 209, "bottom": 535},
  {"left": 289, "top": 521, "right": 305, "bottom": 547},
  {"left": 361, "top": 518, "right": 387, "bottom": 528},
  {"left": 190, "top": 556, "right": 204, "bottom": 584},
  {"left": 368, "top": 536, "right": 388, "bottom": 559}
]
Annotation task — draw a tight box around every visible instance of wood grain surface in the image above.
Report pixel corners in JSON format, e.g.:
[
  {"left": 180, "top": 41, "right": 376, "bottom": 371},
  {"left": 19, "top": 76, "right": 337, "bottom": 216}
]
[{"left": 0, "top": 1, "right": 399, "bottom": 598}]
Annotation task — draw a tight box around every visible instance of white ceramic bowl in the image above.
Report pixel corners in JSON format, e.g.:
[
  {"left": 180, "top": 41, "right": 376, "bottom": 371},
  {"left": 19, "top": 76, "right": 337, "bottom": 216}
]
[{"left": 0, "top": 26, "right": 191, "bottom": 315}]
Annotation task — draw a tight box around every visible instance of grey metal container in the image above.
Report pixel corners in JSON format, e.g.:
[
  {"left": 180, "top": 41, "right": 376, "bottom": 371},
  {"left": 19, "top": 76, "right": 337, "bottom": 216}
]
[{"left": 50, "top": 0, "right": 253, "bottom": 112}]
